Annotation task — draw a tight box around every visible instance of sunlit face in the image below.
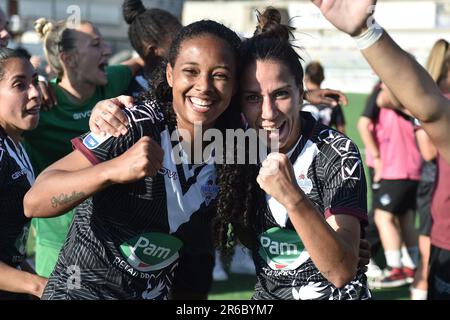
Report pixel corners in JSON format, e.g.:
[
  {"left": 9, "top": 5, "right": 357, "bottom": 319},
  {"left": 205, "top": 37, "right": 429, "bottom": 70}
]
[
  {"left": 0, "top": 9, "right": 10, "bottom": 48},
  {"left": 70, "top": 23, "right": 111, "bottom": 86},
  {"left": 0, "top": 58, "right": 41, "bottom": 135},
  {"left": 240, "top": 59, "right": 303, "bottom": 153},
  {"left": 166, "top": 35, "right": 237, "bottom": 133}
]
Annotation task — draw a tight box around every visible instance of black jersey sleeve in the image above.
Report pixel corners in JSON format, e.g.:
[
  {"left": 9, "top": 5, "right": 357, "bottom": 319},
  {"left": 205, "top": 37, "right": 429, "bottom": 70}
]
[
  {"left": 72, "top": 99, "right": 165, "bottom": 164},
  {"left": 331, "top": 105, "right": 346, "bottom": 126},
  {"left": 317, "top": 133, "right": 368, "bottom": 224}
]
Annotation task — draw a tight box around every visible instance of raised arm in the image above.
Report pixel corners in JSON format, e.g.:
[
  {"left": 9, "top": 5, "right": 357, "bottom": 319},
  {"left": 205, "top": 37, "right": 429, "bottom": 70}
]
[{"left": 312, "top": 0, "right": 450, "bottom": 163}]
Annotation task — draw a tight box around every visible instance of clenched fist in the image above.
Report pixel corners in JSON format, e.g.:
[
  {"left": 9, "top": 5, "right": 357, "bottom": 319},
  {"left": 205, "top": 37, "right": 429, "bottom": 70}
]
[
  {"left": 108, "top": 136, "right": 164, "bottom": 184},
  {"left": 257, "top": 152, "right": 304, "bottom": 209}
]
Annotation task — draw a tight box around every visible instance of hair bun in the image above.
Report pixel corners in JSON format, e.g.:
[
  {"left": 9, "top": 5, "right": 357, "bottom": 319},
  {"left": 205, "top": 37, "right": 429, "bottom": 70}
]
[
  {"left": 123, "top": 0, "right": 146, "bottom": 24},
  {"left": 254, "top": 7, "right": 293, "bottom": 42},
  {"left": 34, "top": 18, "right": 54, "bottom": 39}
]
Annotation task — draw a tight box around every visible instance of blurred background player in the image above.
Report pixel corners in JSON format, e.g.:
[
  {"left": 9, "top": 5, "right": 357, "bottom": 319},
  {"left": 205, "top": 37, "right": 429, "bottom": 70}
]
[{"left": 302, "top": 61, "right": 346, "bottom": 134}]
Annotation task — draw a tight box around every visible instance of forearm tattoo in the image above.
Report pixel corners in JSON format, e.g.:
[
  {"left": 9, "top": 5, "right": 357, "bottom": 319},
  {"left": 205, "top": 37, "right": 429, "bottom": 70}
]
[{"left": 51, "top": 191, "right": 86, "bottom": 208}]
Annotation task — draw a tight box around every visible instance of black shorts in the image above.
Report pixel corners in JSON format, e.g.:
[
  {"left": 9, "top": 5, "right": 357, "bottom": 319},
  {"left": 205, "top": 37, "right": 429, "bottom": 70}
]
[
  {"left": 428, "top": 244, "right": 450, "bottom": 300},
  {"left": 416, "top": 180, "right": 434, "bottom": 236},
  {"left": 171, "top": 251, "right": 214, "bottom": 297},
  {"left": 374, "top": 179, "right": 419, "bottom": 215}
]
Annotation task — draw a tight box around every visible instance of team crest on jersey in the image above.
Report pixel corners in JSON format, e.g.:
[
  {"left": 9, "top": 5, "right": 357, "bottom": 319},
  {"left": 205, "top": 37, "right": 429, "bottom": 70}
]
[
  {"left": 119, "top": 232, "right": 183, "bottom": 272},
  {"left": 201, "top": 177, "right": 219, "bottom": 206},
  {"left": 296, "top": 172, "right": 313, "bottom": 194},
  {"left": 83, "top": 132, "right": 111, "bottom": 150}
]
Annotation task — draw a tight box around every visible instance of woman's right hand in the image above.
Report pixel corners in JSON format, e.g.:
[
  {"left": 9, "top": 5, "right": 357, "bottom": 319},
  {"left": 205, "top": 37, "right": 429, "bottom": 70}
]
[
  {"left": 30, "top": 275, "right": 48, "bottom": 299},
  {"left": 108, "top": 136, "right": 164, "bottom": 184},
  {"left": 89, "top": 95, "right": 134, "bottom": 137},
  {"left": 311, "top": 0, "right": 377, "bottom": 36}
]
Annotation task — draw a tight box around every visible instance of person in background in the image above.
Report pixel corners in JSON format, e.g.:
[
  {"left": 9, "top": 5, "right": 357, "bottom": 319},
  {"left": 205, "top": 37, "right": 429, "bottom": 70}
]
[
  {"left": 0, "top": 6, "right": 10, "bottom": 48},
  {"left": 356, "top": 81, "right": 384, "bottom": 286},
  {"left": 121, "top": 0, "right": 181, "bottom": 99},
  {"left": 410, "top": 39, "right": 449, "bottom": 300},
  {"left": 302, "top": 61, "right": 346, "bottom": 134}
]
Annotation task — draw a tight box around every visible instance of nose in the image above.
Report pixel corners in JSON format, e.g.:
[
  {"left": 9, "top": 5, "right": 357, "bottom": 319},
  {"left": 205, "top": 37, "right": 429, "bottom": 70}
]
[
  {"left": 195, "top": 73, "right": 213, "bottom": 94},
  {"left": 29, "top": 82, "right": 41, "bottom": 102},
  {"left": 102, "top": 41, "right": 112, "bottom": 57},
  {"left": 261, "top": 96, "right": 278, "bottom": 120}
]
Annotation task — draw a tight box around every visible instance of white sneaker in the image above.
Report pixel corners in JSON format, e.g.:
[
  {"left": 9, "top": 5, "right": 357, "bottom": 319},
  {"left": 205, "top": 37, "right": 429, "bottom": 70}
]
[
  {"left": 366, "top": 259, "right": 384, "bottom": 289},
  {"left": 213, "top": 252, "right": 228, "bottom": 281},
  {"left": 230, "top": 245, "right": 255, "bottom": 275},
  {"left": 410, "top": 286, "right": 428, "bottom": 300}
]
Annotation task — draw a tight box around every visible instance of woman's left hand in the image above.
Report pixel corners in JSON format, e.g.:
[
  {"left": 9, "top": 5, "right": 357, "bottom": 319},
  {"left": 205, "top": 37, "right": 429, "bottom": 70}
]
[
  {"left": 257, "top": 152, "right": 304, "bottom": 209},
  {"left": 89, "top": 95, "right": 134, "bottom": 137}
]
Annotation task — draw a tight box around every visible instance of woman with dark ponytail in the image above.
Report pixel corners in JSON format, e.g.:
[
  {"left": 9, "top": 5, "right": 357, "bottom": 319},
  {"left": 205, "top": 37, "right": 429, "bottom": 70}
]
[
  {"left": 214, "top": 7, "right": 371, "bottom": 300},
  {"left": 122, "top": 0, "right": 181, "bottom": 99}
]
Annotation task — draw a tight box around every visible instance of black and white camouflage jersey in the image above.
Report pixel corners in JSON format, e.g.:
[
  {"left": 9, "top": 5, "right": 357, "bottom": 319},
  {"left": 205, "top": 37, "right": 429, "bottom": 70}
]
[
  {"left": 0, "top": 127, "right": 33, "bottom": 269},
  {"left": 252, "top": 112, "right": 371, "bottom": 300},
  {"left": 42, "top": 99, "right": 218, "bottom": 300}
]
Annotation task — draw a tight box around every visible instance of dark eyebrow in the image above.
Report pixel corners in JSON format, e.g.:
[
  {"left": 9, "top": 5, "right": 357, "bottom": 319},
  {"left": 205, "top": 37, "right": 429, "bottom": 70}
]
[
  {"left": 10, "top": 73, "right": 38, "bottom": 82},
  {"left": 181, "top": 62, "right": 232, "bottom": 71},
  {"left": 10, "top": 75, "right": 27, "bottom": 81},
  {"left": 242, "top": 85, "right": 292, "bottom": 95}
]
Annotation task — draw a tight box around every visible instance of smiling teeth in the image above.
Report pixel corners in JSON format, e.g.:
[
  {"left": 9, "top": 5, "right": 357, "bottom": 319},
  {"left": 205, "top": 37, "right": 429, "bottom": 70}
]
[{"left": 190, "top": 97, "right": 212, "bottom": 107}]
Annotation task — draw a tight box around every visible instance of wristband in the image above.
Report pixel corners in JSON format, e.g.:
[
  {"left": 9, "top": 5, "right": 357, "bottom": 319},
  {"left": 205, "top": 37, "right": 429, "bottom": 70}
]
[{"left": 352, "top": 25, "right": 384, "bottom": 50}]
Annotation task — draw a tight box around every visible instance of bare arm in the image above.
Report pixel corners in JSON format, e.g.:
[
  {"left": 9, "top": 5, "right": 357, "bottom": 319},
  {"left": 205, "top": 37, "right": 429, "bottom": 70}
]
[
  {"left": 257, "top": 153, "right": 359, "bottom": 288},
  {"left": 286, "top": 196, "right": 360, "bottom": 288},
  {"left": 0, "top": 261, "right": 47, "bottom": 298},
  {"left": 416, "top": 128, "right": 437, "bottom": 162},
  {"left": 312, "top": 0, "right": 450, "bottom": 164},
  {"left": 24, "top": 136, "right": 164, "bottom": 218}
]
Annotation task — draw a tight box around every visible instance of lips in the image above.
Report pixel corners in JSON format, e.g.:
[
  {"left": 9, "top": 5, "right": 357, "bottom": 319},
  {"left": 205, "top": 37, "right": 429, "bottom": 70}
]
[
  {"left": 260, "top": 120, "right": 287, "bottom": 144},
  {"left": 188, "top": 96, "right": 214, "bottom": 113},
  {"left": 25, "top": 106, "right": 40, "bottom": 115},
  {"left": 261, "top": 120, "right": 286, "bottom": 132}
]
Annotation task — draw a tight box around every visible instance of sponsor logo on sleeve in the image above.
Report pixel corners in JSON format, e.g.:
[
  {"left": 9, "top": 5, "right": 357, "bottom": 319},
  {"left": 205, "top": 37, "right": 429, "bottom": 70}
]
[
  {"left": 341, "top": 156, "right": 362, "bottom": 180},
  {"left": 82, "top": 132, "right": 110, "bottom": 150}
]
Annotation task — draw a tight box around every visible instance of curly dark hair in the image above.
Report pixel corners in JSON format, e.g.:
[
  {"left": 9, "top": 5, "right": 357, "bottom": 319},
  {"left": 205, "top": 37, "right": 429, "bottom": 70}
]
[{"left": 213, "top": 7, "right": 305, "bottom": 256}]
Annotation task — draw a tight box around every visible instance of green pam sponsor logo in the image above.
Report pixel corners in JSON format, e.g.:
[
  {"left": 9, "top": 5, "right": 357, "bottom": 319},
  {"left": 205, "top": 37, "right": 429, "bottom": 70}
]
[
  {"left": 258, "top": 227, "right": 309, "bottom": 271},
  {"left": 120, "top": 233, "right": 183, "bottom": 272}
]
